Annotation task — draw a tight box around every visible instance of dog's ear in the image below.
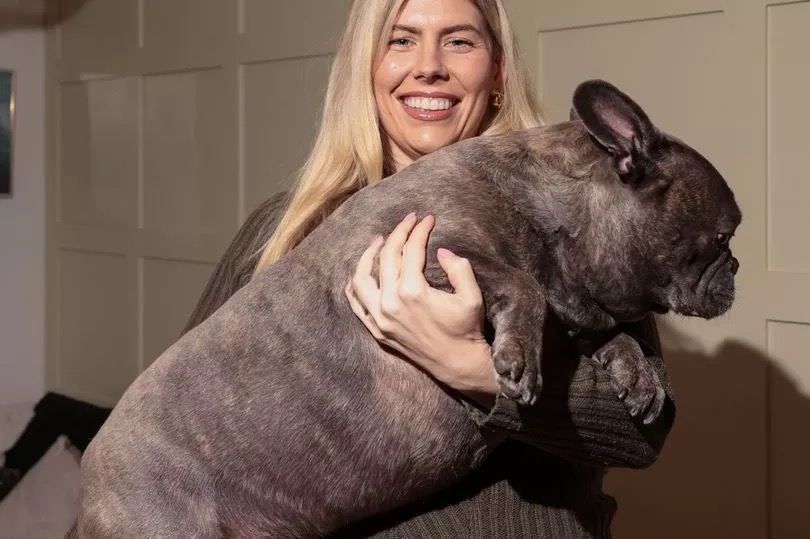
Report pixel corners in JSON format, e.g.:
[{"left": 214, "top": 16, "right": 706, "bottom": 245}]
[
  {"left": 569, "top": 107, "right": 580, "bottom": 121},
  {"left": 572, "top": 79, "right": 661, "bottom": 178}
]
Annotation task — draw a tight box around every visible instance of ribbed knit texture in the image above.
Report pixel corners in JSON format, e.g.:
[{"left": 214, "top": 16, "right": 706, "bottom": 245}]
[
  {"left": 183, "top": 193, "right": 675, "bottom": 539},
  {"left": 331, "top": 442, "right": 618, "bottom": 538}
]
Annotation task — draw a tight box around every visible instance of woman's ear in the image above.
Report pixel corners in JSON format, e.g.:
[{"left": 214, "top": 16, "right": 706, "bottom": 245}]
[{"left": 494, "top": 53, "right": 506, "bottom": 87}]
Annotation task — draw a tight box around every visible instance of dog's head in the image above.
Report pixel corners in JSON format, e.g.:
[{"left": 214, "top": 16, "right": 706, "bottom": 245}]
[{"left": 564, "top": 80, "right": 741, "bottom": 323}]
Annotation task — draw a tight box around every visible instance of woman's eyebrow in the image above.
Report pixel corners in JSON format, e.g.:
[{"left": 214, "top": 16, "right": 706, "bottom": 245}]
[{"left": 392, "top": 23, "right": 484, "bottom": 36}]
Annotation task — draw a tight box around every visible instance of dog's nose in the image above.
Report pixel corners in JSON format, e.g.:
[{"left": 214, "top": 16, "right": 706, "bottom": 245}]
[{"left": 730, "top": 257, "right": 739, "bottom": 275}]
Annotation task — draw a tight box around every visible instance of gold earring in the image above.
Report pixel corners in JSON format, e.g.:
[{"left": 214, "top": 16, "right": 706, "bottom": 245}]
[{"left": 491, "top": 90, "right": 504, "bottom": 109}]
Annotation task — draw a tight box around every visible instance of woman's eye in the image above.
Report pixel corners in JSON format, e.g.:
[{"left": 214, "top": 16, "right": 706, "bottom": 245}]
[
  {"left": 389, "top": 37, "right": 413, "bottom": 48},
  {"left": 447, "top": 39, "right": 473, "bottom": 49},
  {"left": 715, "top": 233, "right": 732, "bottom": 248}
]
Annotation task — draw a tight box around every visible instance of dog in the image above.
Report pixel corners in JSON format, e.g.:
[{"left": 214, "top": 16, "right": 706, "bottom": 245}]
[{"left": 73, "top": 80, "right": 741, "bottom": 538}]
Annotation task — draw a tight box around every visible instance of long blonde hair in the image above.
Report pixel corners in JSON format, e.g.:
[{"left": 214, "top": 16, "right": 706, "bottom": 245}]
[{"left": 253, "top": 0, "right": 545, "bottom": 275}]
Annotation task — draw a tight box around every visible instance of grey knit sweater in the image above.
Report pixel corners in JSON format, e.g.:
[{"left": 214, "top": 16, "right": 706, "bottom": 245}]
[{"left": 182, "top": 193, "right": 675, "bottom": 539}]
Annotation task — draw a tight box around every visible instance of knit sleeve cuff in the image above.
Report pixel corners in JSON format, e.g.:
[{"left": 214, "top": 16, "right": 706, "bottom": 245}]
[{"left": 459, "top": 354, "right": 674, "bottom": 469}]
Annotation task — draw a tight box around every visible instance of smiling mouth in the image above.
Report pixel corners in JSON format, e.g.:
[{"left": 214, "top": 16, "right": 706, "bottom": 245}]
[
  {"left": 401, "top": 96, "right": 457, "bottom": 111},
  {"left": 399, "top": 96, "right": 458, "bottom": 121}
]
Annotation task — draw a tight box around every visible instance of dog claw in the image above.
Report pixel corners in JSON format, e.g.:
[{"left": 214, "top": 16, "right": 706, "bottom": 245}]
[
  {"left": 496, "top": 374, "right": 540, "bottom": 406},
  {"left": 593, "top": 333, "right": 667, "bottom": 424},
  {"left": 492, "top": 335, "right": 541, "bottom": 406},
  {"left": 642, "top": 387, "right": 666, "bottom": 424}
]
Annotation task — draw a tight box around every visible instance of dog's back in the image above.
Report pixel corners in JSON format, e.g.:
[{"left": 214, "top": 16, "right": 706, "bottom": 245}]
[{"left": 77, "top": 213, "right": 495, "bottom": 536}]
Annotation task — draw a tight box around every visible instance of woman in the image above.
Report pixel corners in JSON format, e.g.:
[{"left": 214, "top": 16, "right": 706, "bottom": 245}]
[{"left": 184, "top": 0, "right": 675, "bottom": 536}]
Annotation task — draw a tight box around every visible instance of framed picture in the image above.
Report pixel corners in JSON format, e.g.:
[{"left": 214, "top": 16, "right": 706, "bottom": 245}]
[{"left": 0, "top": 69, "right": 14, "bottom": 197}]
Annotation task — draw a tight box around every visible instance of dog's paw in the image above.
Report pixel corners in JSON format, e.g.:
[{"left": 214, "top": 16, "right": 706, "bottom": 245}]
[
  {"left": 493, "top": 335, "right": 542, "bottom": 406},
  {"left": 592, "top": 333, "right": 665, "bottom": 424}
]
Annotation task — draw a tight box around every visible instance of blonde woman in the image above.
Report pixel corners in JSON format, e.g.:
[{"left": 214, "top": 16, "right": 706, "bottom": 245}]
[{"left": 184, "top": 0, "right": 674, "bottom": 537}]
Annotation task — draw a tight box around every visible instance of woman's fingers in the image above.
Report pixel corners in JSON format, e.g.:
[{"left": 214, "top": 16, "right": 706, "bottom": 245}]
[
  {"left": 355, "top": 234, "right": 383, "bottom": 282},
  {"left": 378, "top": 213, "right": 420, "bottom": 322},
  {"left": 345, "top": 234, "right": 386, "bottom": 343},
  {"left": 344, "top": 218, "right": 495, "bottom": 401},
  {"left": 437, "top": 248, "right": 483, "bottom": 309},
  {"left": 399, "top": 215, "right": 434, "bottom": 299},
  {"left": 349, "top": 235, "right": 384, "bottom": 316},
  {"left": 379, "top": 213, "right": 417, "bottom": 292},
  {"left": 344, "top": 281, "right": 386, "bottom": 342}
]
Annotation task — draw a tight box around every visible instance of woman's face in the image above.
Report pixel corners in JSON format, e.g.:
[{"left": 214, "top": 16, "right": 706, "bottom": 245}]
[{"left": 374, "top": 0, "right": 502, "bottom": 172}]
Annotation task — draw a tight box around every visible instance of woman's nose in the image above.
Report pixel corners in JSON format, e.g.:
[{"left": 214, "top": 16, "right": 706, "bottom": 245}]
[{"left": 413, "top": 43, "right": 448, "bottom": 82}]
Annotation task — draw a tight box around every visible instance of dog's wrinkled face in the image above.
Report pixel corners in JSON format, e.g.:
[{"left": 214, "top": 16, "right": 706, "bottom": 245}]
[
  {"left": 570, "top": 80, "right": 742, "bottom": 323},
  {"left": 646, "top": 141, "right": 741, "bottom": 319}
]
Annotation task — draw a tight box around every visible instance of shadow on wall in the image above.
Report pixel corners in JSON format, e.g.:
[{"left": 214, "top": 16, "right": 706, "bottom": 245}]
[
  {"left": 0, "top": 0, "right": 90, "bottom": 30},
  {"left": 607, "top": 317, "right": 808, "bottom": 539}
]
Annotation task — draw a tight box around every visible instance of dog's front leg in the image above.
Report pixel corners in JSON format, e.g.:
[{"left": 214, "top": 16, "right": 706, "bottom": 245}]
[
  {"left": 470, "top": 263, "right": 547, "bottom": 406},
  {"left": 590, "top": 333, "right": 666, "bottom": 424}
]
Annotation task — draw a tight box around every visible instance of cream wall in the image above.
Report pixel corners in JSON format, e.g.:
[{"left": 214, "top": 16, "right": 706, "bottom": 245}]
[
  {"left": 0, "top": 24, "right": 46, "bottom": 407},
  {"left": 44, "top": 0, "right": 351, "bottom": 406}
]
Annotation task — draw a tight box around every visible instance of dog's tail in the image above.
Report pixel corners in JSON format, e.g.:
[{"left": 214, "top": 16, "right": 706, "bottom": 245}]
[{"left": 64, "top": 520, "right": 79, "bottom": 539}]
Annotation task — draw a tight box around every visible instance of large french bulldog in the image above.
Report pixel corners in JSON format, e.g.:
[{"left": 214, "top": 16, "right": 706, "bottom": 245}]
[{"left": 73, "top": 80, "right": 740, "bottom": 538}]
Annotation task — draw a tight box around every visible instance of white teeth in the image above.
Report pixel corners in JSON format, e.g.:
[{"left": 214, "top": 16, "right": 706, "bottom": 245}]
[{"left": 403, "top": 97, "right": 453, "bottom": 111}]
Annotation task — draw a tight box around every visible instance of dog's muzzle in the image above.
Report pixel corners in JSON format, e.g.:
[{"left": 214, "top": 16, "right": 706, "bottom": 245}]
[{"left": 695, "top": 251, "right": 738, "bottom": 318}]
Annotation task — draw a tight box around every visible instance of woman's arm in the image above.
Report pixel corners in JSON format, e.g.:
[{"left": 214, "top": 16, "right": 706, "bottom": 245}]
[
  {"left": 348, "top": 215, "right": 676, "bottom": 469},
  {"left": 181, "top": 192, "right": 288, "bottom": 335}
]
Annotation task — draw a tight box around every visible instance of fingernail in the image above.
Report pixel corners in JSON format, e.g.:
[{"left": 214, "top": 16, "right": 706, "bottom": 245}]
[
  {"left": 437, "top": 248, "right": 455, "bottom": 259},
  {"left": 370, "top": 234, "right": 384, "bottom": 247},
  {"left": 404, "top": 212, "right": 416, "bottom": 221}
]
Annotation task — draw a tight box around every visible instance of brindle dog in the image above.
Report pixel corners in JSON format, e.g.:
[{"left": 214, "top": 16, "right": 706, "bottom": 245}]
[{"left": 73, "top": 80, "right": 740, "bottom": 538}]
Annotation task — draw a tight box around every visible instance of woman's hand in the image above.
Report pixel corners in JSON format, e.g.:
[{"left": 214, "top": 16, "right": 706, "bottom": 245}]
[{"left": 345, "top": 213, "right": 499, "bottom": 406}]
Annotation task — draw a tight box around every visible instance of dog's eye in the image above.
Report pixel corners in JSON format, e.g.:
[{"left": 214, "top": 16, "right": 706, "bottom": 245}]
[{"left": 715, "top": 233, "right": 732, "bottom": 248}]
